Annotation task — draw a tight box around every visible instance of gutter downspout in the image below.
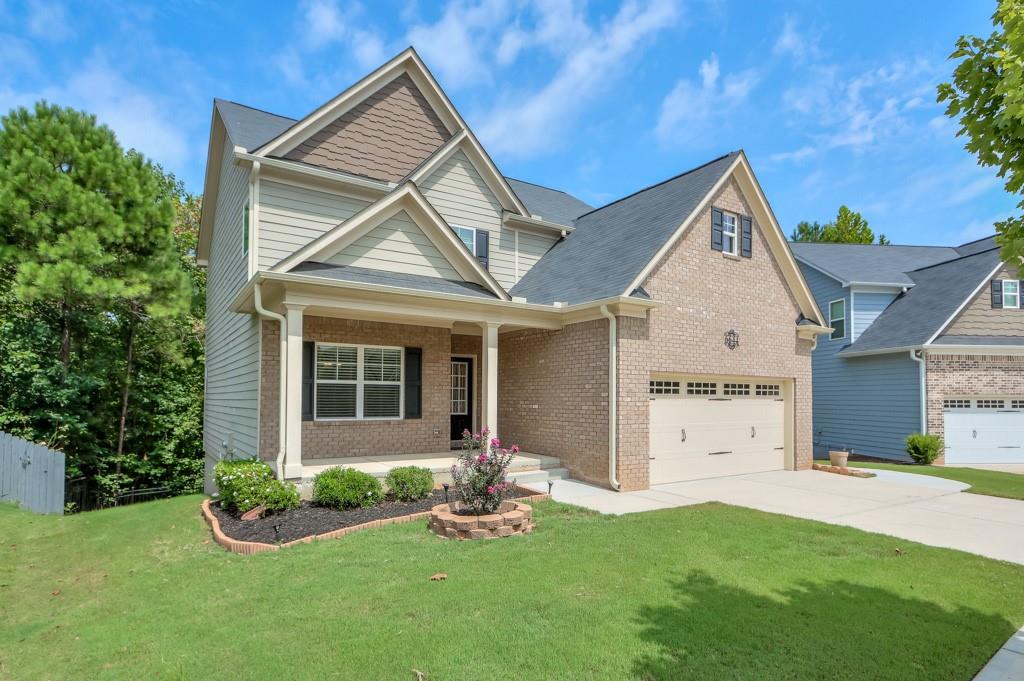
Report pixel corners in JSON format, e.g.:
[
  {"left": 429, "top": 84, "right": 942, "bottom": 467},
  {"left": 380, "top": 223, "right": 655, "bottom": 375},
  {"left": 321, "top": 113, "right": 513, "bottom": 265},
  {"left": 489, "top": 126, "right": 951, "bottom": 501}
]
[
  {"left": 910, "top": 349, "right": 927, "bottom": 434},
  {"left": 599, "top": 305, "right": 620, "bottom": 490},
  {"left": 254, "top": 282, "right": 288, "bottom": 479}
]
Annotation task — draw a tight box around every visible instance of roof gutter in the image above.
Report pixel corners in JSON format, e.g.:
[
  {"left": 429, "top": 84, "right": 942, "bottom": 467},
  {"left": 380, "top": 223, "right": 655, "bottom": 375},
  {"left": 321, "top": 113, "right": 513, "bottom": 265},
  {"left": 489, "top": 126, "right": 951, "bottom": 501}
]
[
  {"left": 234, "top": 149, "right": 394, "bottom": 193},
  {"left": 253, "top": 283, "right": 288, "bottom": 479},
  {"left": 502, "top": 211, "right": 574, "bottom": 236},
  {"left": 599, "top": 305, "right": 620, "bottom": 491}
]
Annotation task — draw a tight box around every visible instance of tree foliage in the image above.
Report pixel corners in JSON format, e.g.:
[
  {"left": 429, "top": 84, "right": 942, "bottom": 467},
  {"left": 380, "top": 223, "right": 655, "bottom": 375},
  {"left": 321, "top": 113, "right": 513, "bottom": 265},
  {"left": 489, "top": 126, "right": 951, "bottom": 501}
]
[
  {"left": 0, "top": 102, "right": 204, "bottom": 504},
  {"left": 938, "top": 0, "right": 1024, "bottom": 273},
  {"left": 790, "top": 205, "right": 889, "bottom": 244}
]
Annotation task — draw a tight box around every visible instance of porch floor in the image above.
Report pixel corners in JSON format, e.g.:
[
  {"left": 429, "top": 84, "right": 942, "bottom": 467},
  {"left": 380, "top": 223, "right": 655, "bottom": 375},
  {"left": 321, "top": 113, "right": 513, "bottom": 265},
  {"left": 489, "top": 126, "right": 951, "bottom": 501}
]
[{"left": 299, "top": 451, "right": 563, "bottom": 482}]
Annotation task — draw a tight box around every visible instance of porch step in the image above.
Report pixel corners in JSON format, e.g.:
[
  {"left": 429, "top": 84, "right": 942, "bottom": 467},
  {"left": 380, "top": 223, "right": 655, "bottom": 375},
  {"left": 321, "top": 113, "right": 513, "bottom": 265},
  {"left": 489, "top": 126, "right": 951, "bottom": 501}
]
[{"left": 509, "top": 467, "right": 570, "bottom": 490}]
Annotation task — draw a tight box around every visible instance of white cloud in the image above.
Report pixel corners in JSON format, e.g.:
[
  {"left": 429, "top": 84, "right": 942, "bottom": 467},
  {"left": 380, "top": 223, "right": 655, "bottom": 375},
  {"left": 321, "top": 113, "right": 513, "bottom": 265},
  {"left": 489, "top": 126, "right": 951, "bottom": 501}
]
[
  {"left": 478, "top": 0, "right": 680, "bottom": 157},
  {"left": 406, "top": 0, "right": 513, "bottom": 88},
  {"left": 26, "top": 0, "right": 72, "bottom": 42},
  {"left": 773, "top": 17, "right": 818, "bottom": 61},
  {"left": 274, "top": 0, "right": 390, "bottom": 87},
  {"left": 655, "top": 53, "right": 760, "bottom": 146}
]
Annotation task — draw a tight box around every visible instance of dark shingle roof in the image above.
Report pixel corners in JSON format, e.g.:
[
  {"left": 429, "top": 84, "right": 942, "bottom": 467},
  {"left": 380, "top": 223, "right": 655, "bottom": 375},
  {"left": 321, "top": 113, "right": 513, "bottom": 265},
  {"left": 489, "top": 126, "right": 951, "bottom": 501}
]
[
  {"left": 505, "top": 178, "right": 593, "bottom": 226},
  {"left": 933, "top": 335, "right": 1024, "bottom": 346},
  {"left": 840, "top": 248, "right": 1002, "bottom": 354},
  {"left": 956, "top": 235, "right": 998, "bottom": 257},
  {"left": 510, "top": 152, "right": 740, "bottom": 305},
  {"left": 215, "top": 99, "right": 295, "bottom": 152},
  {"left": 292, "top": 262, "right": 498, "bottom": 299},
  {"left": 790, "top": 242, "right": 959, "bottom": 286}
]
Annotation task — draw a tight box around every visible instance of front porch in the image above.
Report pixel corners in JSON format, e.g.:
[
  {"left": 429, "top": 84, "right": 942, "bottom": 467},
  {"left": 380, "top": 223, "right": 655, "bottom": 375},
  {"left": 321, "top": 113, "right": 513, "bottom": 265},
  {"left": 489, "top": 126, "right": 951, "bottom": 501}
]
[{"left": 294, "top": 450, "right": 567, "bottom": 489}]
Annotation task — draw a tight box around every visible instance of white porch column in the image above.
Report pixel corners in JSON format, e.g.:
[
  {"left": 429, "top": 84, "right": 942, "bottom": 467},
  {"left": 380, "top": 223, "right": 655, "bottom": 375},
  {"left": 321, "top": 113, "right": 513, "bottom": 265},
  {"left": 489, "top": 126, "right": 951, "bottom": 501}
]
[
  {"left": 284, "top": 304, "right": 305, "bottom": 479},
  {"left": 479, "top": 322, "right": 500, "bottom": 441}
]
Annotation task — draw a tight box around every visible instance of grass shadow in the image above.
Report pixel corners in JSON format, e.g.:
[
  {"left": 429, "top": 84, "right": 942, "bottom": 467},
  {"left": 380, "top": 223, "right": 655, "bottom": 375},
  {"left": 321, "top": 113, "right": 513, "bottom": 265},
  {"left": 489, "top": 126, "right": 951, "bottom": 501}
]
[{"left": 633, "top": 570, "right": 1013, "bottom": 681}]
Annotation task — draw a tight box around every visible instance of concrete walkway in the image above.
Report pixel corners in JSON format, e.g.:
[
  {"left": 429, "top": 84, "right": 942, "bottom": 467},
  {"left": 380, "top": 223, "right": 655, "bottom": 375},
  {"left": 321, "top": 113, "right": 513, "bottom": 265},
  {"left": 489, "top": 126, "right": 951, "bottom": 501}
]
[
  {"left": 974, "top": 626, "right": 1024, "bottom": 680},
  {"left": 528, "top": 469, "right": 1024, "bottom": 564},
  {"left": 946, "top": 463, "right": 1024, "bottom": 475}
]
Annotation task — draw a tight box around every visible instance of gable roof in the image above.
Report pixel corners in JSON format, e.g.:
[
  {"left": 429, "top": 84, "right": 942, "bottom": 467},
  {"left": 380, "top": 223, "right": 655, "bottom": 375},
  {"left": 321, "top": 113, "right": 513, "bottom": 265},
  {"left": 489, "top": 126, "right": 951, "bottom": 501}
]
[
  {"left": 506, "top": 178, "right": 593, "bottom": 225},
  {"left": 790, "top": 242, "right": 960, "bottom": 287},
  {"left": 215, "top": 99, "right": 294, "bottom": 152},
  {"left": 840, "top": 247, "right": 1003, "bottom": 355},
  {"left": 956, "top": 235, "right": 999, "bottom": 257},
  {"left": 510, "top": 152, "right": 740, "bottom": 305},
  {"left": 290, "top": 262, "right": 498, "bottom": 299}
]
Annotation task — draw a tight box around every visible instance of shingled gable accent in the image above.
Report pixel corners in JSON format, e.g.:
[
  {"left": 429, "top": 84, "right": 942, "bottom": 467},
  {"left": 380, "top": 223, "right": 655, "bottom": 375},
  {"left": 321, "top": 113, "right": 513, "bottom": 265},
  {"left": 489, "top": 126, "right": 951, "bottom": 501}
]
[
  {"left": 283, "top": 72, "right": 452, "bottom": 183},
  {"left": 271, "top": 182, "right": 509, "bottom": 300}
]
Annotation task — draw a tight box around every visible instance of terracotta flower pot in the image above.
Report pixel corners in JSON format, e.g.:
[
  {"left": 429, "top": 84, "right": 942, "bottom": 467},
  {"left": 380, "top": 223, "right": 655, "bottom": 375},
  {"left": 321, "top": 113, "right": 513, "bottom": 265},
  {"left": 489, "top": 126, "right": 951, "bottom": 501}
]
[{"left": 829, "top": 450, "right": 849, "bottom": 468}]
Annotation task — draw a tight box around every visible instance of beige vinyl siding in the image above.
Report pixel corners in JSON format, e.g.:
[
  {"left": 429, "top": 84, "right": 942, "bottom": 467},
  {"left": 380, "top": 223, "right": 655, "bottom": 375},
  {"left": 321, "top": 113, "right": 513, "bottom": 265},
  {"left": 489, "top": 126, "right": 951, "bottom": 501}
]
[
  {"left": 204, "top": 140, "right": 260, "bottom": 459},
  {"left": 944, "top": 265, "right": 1024, "bottom": 337},
  {"left": 325, "top": 209, "right": 462, "bottom": 279},
  {"left": 419, "top": 150, "right": 517, "bottom": 287},
  {"left": 257, "top": 180, "right": 370, "bottom": 269},
  {"left": 516, "top": 231, "right": 558, "bottom": 280}
]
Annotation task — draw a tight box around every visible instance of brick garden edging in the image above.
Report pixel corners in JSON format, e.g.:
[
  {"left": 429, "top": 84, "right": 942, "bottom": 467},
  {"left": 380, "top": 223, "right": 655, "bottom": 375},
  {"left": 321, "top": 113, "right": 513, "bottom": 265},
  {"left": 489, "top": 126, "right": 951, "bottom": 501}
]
[
  {"left": 201, "top": 494, "right": 550, "bottom": 555},
  {"left": 812, "top": 463, "right": 876, "bottom": 478},
  {"left": 428, "top": 500, "right": 536, "bottom": 540}
]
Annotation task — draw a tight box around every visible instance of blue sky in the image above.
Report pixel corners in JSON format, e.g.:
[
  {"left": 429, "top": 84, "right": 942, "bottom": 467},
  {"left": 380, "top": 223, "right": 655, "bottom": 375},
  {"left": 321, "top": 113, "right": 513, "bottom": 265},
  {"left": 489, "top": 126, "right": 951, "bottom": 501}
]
[{"left": 1, "top": 0, "right": 1016, "bottom": 245}]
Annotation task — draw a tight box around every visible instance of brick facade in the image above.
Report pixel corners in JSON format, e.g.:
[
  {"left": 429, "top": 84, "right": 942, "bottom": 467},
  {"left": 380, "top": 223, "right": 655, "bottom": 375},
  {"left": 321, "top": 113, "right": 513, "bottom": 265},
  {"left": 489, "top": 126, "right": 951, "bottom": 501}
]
[
  {"left": 925, "top": 353, "right": 1024, "bottom": 464},
  {"left": 499, "top": 320, "right": 610, "bottom": 487},
  {"left": 617, "top": 177, "right": 814, "bottom": 490},
  {"left": 259, "top": 317, "right": 452, "bottom": 460}
]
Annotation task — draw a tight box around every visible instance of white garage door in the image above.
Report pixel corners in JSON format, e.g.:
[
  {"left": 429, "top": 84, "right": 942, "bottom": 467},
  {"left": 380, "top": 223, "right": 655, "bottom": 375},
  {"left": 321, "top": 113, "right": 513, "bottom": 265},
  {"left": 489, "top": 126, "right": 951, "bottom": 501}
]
[
  {"left": 648, "top": 379, "right": 786, "bottom": 484},
  {"left": 944, "top": 398, "right": 1024, "bottom": 464}
]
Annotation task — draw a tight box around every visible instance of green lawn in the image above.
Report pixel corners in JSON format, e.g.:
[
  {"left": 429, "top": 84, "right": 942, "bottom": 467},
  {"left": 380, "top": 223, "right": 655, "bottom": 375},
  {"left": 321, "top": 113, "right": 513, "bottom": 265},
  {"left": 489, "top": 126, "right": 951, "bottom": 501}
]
[
  {"left": 2, "top": 496, "right": 1022, "bottom": 680},
  {"left": 818, "top": 460, "right": 1024, "bottom": 501}
]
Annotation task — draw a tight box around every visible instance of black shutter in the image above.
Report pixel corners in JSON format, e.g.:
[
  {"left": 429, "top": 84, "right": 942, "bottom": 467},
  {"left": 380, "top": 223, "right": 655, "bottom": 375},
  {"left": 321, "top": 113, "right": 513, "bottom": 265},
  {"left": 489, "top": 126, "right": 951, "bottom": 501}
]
[
  {"left": 711, "top": 208, "right": 723, "bottom": 251},
  {"left": 302, "top": 341, "right": 314, "bottom": 421},
  {"left": 992, "top": 280, "right": 1003, "bottom": 309},
  {"left": 1019, "top": 280, "right": 1024, "bottom": 309},
  {"left": 475, "top": 230, "right": 489, "bottom": 269},
  {"left": 740, "top": 216, "right": 752, "bottom": 258},
  {"left": 404, "top": 347, "right": 422, "bottom": 419}
]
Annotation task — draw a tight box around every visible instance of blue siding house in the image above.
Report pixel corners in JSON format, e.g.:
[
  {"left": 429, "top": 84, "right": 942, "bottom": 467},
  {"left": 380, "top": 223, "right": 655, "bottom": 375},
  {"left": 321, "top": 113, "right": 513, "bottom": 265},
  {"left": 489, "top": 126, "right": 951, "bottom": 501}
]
[{"left": 792, "top": 237, "right": 1024, "bottom": 463}]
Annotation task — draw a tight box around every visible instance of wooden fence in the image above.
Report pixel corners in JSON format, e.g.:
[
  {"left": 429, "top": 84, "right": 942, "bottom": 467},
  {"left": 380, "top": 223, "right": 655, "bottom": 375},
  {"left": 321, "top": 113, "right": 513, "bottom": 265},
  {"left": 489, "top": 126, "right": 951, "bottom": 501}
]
[{"left": 0, "top": 432, "right": 65, "bottom": 515}]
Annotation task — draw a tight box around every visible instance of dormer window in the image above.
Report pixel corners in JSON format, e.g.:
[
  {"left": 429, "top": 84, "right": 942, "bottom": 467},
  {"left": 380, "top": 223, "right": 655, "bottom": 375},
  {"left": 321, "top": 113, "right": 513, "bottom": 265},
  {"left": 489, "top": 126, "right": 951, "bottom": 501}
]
[
  {"left": 1003, "top": 280, "right": 1019, "bottom": 308},
  {"left": 453, "top": 225, "right": 477, "bottom": 254}
]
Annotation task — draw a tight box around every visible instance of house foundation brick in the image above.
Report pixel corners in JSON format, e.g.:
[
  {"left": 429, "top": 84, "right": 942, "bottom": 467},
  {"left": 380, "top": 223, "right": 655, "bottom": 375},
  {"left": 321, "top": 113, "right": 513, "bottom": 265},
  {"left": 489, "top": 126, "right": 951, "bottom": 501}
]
[{"left": 925, "top": 353, "right": 1024, "bottom": 464}]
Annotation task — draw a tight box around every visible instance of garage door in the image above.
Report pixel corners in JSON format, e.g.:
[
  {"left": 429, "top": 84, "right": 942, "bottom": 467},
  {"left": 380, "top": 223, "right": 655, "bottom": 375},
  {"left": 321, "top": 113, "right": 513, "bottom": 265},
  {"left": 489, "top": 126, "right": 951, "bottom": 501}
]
[
  {"left": 648, "top": 379, "right": 786, "bottom": 484},
  {"left": 944, "top": 398, "right": 1024, "bottom": 464}
]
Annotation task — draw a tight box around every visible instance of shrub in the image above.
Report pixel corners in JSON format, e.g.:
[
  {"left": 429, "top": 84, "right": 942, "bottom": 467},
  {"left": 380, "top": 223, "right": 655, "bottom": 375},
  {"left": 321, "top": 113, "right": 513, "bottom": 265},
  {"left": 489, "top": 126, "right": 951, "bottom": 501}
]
[
  {"left": 906, "top": 432, "right": 942, "bottom": 464},
  {"left": 214, "top": 459, "right": 276, "bottom": 513},
  {"left": 312, "top": 467, "right": 383, "bottom": 509},
  {"left": 263, "top": 479, "right": 301, "bottom": 513},
  {"left": 450, "top": 427, "right": 519, "bottom": 515},
  {"left": 385, "top": 466, "right": 434, "bottom": 501}
]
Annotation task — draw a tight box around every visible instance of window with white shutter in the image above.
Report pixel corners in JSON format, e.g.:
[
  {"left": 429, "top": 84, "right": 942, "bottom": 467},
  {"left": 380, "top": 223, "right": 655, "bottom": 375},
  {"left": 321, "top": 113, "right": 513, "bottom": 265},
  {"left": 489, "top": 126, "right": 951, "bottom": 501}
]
[{"left": 315, "top": 344, "right": 402, "bottom": 419}]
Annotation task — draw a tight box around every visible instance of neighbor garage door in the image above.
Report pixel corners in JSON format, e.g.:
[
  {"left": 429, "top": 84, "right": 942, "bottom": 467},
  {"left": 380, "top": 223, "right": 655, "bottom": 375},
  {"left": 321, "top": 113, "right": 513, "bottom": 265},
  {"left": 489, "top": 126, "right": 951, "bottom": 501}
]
[
  {"left": 943, "top": 398, "right": 1024, "bottom": 464},
  {"left": 648, "top": 378, "right": 786, "bottom": 484}
]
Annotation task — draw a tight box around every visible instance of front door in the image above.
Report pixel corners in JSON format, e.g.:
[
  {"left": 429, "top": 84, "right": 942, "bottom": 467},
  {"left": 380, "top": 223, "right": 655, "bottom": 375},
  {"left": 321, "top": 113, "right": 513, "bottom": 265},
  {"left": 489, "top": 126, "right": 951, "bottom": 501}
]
[{"left": 450, "top": 358, "right": 473, "bottom": 443}]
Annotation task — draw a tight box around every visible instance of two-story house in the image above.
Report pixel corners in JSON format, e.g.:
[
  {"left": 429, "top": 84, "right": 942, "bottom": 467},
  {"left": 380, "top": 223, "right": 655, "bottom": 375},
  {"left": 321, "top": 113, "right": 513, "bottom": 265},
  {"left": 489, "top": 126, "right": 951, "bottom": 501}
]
[
  {"left": 199, "top": 48, "right": 829, "bottom": 493},
  {"left": 793, "top": 237, "right": 1024, "bottom": 464}
]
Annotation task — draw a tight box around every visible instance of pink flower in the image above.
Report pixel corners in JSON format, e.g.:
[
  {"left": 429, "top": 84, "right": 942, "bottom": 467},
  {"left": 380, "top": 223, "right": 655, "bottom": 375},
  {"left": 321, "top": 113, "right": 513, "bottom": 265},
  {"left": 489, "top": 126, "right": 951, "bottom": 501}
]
[
  {"left": 511, "top": 444, "right": 520, "bottom": 454},
  {"left": 491, "top": 438, "right": 501, "bottom": 447},
  {"left": 462, "top": 428, "right": 471, "bottom": 437},
  {"left": 472, "top": 432, "right": 480, "bottom": 440},
  {"left": 478, "top": 453, "right": 488, "bottom": 463},
  {"left": 481, "top": 427, "right": 490, "bottom": 436},
  {"left": 487, "top": 486, "right": 495, "bottom": 494}
]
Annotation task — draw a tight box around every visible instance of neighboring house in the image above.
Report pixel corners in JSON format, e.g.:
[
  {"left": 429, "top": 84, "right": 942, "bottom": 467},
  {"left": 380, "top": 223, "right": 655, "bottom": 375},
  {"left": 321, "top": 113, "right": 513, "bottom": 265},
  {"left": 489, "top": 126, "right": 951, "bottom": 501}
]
[
  {"left": 793, "top": 238, "right": 1024, "bottom": 464},
  {"left": 199, "top": 48, "right": 829, "bottom": 493}
]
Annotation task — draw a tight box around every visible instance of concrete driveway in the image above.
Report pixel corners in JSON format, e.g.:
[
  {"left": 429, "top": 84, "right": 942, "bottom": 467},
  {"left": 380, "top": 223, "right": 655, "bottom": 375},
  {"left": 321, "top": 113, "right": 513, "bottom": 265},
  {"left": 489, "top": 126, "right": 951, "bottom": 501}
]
[{"left": 536, "top": 469, "right": 1024, "bottom": 565}]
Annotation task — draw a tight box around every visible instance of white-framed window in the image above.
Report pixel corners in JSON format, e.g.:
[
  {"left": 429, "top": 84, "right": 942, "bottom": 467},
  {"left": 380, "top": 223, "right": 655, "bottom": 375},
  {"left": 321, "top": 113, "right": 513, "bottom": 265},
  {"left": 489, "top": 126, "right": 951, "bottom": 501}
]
[
  {"left": 315, "top": 343, "right": 402, "bottom": 420},
  {"left": 1003, "top": 280, "right": 1020, "bottom": 308},
  {"left": 450, "top": 360, "right": 468, "bottom": 415},
  {"left": 687, "top": 381, "right": 717, "bottom": 395},
  {"left": 721, "top": 213, "right": 738, "bottom": 255},
  {"left": 452, "top": 225, "right": 477, "bottom": 255},
  {"left": 723, "top": 383, "right": 750, "bottom": 396},
  {"left": 829, "top": 299, "right": 846, "bottom": 340},
  {"left": 242, "top": 201, "right": 250, "bottom": 254},
  {"left": 649, "top": 380, "right": 681, "bottom": 395}
]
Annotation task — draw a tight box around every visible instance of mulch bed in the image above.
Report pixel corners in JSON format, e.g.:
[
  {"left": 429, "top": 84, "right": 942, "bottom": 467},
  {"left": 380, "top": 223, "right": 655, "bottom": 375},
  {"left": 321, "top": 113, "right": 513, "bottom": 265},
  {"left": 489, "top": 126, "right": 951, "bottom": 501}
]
[{"left": 210, "top": 486, "right": 537, "bottom": 545}]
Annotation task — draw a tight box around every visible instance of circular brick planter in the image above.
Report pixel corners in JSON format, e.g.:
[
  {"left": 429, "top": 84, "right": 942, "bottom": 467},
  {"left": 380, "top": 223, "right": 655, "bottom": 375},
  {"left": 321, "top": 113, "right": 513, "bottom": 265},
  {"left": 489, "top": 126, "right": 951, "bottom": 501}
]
[{"left": 428, "top": 500, "right": 535, "bottom": 540}]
